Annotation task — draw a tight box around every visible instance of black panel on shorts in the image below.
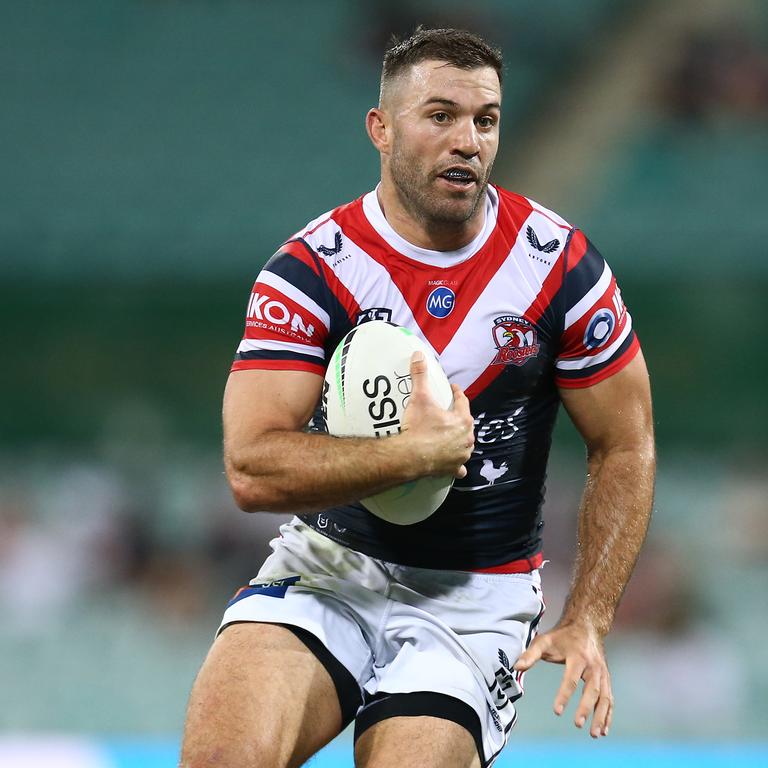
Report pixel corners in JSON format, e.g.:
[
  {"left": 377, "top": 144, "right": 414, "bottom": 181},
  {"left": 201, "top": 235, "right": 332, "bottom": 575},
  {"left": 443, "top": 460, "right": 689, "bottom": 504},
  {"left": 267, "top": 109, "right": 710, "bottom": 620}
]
[
  {"left": 280, "top": 623, "right": 362, "bottom": 727},
  {"left": 353, "top": 691, "right": 484, "bottom": 766}
]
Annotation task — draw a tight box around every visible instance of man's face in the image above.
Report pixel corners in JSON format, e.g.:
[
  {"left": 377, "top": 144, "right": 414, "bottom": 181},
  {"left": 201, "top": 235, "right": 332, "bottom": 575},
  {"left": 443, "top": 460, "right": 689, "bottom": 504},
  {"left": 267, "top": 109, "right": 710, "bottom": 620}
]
[{"left": 383, "top": 60, "right": 501, "bottom": 227}]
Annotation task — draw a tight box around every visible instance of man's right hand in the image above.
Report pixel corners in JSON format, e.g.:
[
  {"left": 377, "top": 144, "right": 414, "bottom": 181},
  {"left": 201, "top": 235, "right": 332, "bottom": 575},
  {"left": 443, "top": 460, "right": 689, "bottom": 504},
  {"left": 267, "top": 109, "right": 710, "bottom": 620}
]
[{"left": 399, "top": 352, "right": 475, "bottom": 479}]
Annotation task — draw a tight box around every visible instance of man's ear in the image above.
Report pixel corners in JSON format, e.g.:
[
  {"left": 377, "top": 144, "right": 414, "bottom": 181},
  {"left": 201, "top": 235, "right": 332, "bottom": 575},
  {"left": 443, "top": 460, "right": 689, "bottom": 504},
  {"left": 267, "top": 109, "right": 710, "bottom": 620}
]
[{"left": 366, "top": 108, "right": 390, "bottom": 154}]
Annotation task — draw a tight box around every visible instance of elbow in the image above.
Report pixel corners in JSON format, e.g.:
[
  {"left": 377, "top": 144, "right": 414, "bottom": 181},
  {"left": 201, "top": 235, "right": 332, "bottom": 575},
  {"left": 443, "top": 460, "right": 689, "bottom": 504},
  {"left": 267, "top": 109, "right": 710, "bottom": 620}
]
[
  {"left": 226, "top": 464, "right": 279, "bottom": 513},
  {"left": 588, "top": 435, "right": 656, "bottom": 469},
  {"left": 228, "top": 475, "right": 263, "bottom": 513},
  {"left": 630, "top": 432, "right": 657, "bottom": 469}
]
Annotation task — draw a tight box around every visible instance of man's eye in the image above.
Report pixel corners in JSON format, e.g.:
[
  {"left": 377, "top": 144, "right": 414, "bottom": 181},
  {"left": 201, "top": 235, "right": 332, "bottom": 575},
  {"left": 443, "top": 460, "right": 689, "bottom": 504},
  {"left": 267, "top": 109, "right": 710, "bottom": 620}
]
[
  {"left": 477, "top": 116, "right": 496, "bottom": 129},
  {"left": 432, "top": 112, "right": 450, "bottom": 123}
]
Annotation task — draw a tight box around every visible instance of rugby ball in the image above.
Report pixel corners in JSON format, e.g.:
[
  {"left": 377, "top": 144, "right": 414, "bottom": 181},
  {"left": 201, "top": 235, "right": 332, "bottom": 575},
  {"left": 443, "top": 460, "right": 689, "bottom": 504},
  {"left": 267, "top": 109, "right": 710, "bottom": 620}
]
[{"left": 323, "top": 321, "right": 454, "bottom": 525}]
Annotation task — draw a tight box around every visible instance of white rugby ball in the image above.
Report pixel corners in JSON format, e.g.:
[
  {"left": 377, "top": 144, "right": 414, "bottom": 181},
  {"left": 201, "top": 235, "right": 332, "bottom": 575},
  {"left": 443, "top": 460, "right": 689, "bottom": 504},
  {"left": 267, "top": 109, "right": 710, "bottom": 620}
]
[{"left": 323, "top": 321, "right": 454, "bottom": 525}]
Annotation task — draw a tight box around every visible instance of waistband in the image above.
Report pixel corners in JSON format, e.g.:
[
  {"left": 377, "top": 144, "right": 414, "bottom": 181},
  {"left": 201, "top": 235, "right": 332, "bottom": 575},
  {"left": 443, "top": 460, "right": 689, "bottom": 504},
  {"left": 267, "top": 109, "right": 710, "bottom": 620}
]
[{"left": 472, "top": 551, "right": 543, "bottom": 574}]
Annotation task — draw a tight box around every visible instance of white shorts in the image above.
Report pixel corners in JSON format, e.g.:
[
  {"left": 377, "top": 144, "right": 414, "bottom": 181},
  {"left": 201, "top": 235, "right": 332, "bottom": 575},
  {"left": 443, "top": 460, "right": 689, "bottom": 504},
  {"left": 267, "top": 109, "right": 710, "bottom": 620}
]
[{"left": 219, "top": 518, "right": 545, "bottom": 767}]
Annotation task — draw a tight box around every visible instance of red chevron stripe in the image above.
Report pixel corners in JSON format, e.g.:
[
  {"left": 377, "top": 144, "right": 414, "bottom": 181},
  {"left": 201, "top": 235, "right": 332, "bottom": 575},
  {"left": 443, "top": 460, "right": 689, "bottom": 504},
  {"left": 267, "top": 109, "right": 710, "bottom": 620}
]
[
  {"left": 335, "top": 188, "right": 533, "bottom": 354},
  {"left": 464, "top": 234, "right": 570, "bottom": 401}
]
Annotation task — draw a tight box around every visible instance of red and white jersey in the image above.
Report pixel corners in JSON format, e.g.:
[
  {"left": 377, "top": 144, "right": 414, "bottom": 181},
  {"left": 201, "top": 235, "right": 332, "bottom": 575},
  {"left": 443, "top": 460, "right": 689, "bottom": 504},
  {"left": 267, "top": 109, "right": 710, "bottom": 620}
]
[{"left": 232, "top": 185, "right": 640, "bottom": 570}]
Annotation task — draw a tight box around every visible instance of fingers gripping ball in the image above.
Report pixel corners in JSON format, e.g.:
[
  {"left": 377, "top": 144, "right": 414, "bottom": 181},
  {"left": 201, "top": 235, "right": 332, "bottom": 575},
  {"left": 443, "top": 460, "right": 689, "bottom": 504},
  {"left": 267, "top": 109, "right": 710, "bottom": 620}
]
[{"left": 323, "top": 321, "right": 454, "bottom": 525}]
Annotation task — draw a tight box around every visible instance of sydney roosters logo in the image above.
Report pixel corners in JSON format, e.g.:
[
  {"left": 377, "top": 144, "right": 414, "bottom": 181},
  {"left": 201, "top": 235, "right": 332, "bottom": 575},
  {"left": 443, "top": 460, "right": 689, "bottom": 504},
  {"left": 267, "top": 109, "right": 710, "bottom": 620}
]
[{"left": 491, "top": 315, "right": 540, "bottom": 366}]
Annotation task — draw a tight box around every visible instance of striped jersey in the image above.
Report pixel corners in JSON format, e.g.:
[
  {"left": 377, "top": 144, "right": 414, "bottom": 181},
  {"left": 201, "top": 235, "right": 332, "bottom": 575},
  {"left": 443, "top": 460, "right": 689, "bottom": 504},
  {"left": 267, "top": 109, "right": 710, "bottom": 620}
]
[{"left": 232, "top": 185, "right": 640, "bottom": 570}]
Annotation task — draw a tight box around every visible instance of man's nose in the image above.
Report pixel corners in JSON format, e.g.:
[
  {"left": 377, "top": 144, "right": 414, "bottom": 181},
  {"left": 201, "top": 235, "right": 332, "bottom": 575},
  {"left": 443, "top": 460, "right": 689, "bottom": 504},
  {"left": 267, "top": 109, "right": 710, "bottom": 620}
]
[{"left": 451, "top": 119, "right": 480, "bottom": 158}]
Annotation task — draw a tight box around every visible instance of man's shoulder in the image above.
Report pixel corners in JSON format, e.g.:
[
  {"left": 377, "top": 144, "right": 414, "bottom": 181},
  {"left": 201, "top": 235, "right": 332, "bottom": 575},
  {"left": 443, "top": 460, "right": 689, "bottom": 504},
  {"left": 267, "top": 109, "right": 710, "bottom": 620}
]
[
  {"left": 493, "top": 184, "right": 574, "bottom": 233},
  {"left": 288, "top": 194, "right": 366, "bottom": 245}
]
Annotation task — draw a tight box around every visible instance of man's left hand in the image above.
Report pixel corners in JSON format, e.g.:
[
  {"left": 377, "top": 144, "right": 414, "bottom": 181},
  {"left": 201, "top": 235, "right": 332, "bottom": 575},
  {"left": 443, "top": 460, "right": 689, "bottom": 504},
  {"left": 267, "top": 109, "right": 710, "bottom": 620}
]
[{"left": 513, "top": 622, "right": 613, "bottom": 738}]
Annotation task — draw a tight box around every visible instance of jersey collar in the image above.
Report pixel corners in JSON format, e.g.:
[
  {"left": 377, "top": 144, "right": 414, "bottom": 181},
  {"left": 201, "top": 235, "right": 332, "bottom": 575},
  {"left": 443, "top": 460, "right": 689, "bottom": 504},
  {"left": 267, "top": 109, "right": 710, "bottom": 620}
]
[{"left": 362, "top": 184, "right": 499, "bottom": 268}]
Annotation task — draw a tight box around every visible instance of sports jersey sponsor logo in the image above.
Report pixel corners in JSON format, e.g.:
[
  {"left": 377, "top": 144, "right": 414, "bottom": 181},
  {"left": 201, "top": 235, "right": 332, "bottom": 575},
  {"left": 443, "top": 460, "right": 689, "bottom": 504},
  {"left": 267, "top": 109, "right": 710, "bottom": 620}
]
[
  {"left": 612, "top": 284, "right": 627, "bottom": 322},
  {"left": 491, "top": 316, "right": 540, "bottom": 366},
  {"left": 356, "top": 307, "right": 392, "bottom": 325},
  {"left": 247, "top": 292, "right": 316, "bottom": 338},
  {"left": 474, "top": 408, "right": 523, "bottom": 446},
  {"left": 526, "top": 226, "right": 560, "bottom": 254},
  {"left": 227, "top": 575, "right": 300, "bottom": 606},
  {"left": 426, "top": 286, "right": 455, "bottom": 318},
  {"left": 583, "top": 308, "right": 616, "bottom": 350},
  {"left": 317, "top": 231, "right": 343, "bottom": 256}
]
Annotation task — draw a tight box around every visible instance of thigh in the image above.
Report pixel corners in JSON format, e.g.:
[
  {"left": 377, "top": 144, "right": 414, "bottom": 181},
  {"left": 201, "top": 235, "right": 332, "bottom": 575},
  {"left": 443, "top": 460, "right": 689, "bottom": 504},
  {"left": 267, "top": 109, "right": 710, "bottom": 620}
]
[
  {"left": 365, "top": 569, "right": 545, "bottom": 766},
  {"left": 355, "top": 716, "right": 481, "bottom": 768},
  {"left": 180, "top": 623, "right": 344, "bottom": 768}
]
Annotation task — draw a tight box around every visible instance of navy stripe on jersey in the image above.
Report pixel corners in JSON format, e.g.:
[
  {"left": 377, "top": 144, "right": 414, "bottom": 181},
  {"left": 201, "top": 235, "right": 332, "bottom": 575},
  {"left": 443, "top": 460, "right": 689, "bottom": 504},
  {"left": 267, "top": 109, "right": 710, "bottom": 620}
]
[
  {"left": 263, "top": 248, "right": 331, "bottom": 316},
  {"left": 283, "top": 238, "right": 356, "bottom": 354},
  {"left": 563, "top": 237, "right": 606, "bottom": 310},
  {"left": 234, "top": 349, "right": 323, "bottom": 366},
  {"left": 539, "top": 227, "right": 573, "bottom": 336},
  {"left": 555, "top": 328, "right": 637, "bottom": 382}
]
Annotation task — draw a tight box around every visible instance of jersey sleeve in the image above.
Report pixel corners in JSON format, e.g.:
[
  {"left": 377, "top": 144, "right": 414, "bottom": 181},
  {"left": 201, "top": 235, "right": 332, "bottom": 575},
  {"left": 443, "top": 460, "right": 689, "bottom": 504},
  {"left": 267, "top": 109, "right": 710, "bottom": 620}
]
[
  {"left": 555, "top": 229, "right": 640, "bottom": 388},
  {"left": 231, "top": 240, "right": 334, "bottom": 376}
]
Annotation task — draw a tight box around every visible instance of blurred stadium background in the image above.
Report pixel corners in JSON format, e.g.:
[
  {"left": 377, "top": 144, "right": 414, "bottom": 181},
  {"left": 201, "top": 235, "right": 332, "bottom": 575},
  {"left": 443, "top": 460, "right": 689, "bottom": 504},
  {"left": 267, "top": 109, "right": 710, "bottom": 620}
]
[{"left": 1, "top": 0, "right": 767, "bottom": 765}]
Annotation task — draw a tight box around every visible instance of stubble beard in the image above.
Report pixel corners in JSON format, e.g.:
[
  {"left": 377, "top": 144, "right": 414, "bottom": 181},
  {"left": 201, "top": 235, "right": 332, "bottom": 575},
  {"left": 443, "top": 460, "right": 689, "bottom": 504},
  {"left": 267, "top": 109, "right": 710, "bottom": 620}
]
[{"left": 389, "top": 146, "right": 490, "bottom": 229}]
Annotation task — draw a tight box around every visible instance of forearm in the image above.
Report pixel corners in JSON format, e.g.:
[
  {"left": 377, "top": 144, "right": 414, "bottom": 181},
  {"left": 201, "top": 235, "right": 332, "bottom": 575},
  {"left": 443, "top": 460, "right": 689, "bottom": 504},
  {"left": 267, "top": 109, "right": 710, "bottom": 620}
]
[
  {"left": 559, "top": 442, "right": 656, "bottom": 636},
  {"left": 225, "top": 429, "right": 422, "bottom": 513}
]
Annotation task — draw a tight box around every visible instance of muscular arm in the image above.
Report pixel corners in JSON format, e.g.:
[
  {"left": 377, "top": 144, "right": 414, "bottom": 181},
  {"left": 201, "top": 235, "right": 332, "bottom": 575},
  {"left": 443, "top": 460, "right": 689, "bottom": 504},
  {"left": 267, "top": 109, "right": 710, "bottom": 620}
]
[
  {"left": 559, "top": 350, "right": 655, "bottom": 634},
  {"left": 223, "top": 356, "right": 474, "bottom": 513},
  {"left": 514, "top": 351, "right": 655, "bottom": 737}
]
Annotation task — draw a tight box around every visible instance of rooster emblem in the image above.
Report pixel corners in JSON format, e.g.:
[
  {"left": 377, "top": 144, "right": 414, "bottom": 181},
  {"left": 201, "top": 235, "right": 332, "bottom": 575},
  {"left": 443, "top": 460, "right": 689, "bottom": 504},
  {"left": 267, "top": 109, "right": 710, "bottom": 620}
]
[
  {"left": 491, "top": 316, "right": 540, "bottom": 366},
  {"left": 480, "top": 459, "right": 508, "bottom": 486},
  {"left": 502, "top": 327, "right": 534, "bottom": 348}
]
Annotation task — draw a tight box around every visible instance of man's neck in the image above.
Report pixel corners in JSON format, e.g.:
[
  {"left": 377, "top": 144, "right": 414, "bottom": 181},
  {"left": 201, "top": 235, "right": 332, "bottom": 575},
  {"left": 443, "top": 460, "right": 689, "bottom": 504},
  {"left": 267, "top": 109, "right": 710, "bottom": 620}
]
[{"left": 376, "top": 181, "right": 487, "bottom": 252}]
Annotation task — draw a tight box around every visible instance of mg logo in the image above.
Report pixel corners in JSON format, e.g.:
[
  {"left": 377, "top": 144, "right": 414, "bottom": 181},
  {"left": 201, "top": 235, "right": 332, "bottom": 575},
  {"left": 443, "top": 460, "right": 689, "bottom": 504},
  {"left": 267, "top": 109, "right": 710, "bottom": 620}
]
[{"left": 426, "top": 286, "right": 455, "bottom": 318}]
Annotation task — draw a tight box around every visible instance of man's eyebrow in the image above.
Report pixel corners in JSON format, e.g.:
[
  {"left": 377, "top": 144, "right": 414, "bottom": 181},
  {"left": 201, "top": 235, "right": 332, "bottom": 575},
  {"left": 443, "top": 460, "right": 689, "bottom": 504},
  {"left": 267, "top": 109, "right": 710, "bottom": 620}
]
[{"left": 422, "top": 97, "right": 501, "bottom": 111}]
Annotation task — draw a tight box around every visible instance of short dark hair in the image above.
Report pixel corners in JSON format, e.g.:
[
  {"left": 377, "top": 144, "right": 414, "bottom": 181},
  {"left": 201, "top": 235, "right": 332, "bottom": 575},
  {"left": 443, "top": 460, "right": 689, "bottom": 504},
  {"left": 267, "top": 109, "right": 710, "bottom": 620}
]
[{"left": 381, "top": 26, "right": 503, "bottom": 101}]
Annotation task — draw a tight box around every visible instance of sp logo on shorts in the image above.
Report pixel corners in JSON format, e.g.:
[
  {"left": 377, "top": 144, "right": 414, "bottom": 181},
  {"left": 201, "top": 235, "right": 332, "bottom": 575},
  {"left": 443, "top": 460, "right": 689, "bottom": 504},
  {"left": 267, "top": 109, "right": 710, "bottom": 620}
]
[
  {"left": 226, "top": 575, "right": 301, "bottom": 608},
  {"left": 491, "top": 316, "right": 540, "bottom": 366}
]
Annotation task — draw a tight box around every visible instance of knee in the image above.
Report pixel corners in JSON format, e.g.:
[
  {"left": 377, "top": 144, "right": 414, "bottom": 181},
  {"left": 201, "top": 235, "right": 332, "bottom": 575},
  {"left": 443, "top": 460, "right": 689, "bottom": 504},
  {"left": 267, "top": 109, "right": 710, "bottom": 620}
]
[{"left": 179, "top": 729, "right": 290, "bottom": 768}]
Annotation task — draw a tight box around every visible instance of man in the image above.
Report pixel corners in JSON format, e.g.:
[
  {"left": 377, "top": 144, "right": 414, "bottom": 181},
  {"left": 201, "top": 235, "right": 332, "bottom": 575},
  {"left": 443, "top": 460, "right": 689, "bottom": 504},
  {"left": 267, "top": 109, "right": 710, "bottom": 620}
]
[{"left": 181, "top": 27, "right": 655, "bottom": 768}]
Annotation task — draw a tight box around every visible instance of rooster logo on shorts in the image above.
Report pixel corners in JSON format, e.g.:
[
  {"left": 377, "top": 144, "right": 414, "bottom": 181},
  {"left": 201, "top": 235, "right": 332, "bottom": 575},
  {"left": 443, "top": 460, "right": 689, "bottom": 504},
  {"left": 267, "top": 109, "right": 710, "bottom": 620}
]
[{"left": 491, "top": 316, "right": 540, "bottom": 366}]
